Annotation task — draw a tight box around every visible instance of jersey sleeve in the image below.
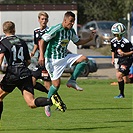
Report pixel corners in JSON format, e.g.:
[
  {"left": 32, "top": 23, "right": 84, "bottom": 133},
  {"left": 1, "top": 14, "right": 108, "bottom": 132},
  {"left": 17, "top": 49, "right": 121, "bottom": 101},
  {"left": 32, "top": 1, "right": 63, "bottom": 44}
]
[
  {"left": 71, "top": 29, "right": 80, "bottom": 43},
  {"left": 111, "top": 42, "right": 115, "bottom": 52},
  {"left": 0, "top": 42, "right": 6, "bottom": 54},
  {"left": 129, "top": 42, "right": 133, "bottom": 51},
  {"left": 41, "top": 27, "right": 56, "bottom": 42},
  {"left": 21, "top": 40, "right": 31, "bottom": 61},
  {"left": 34, "top": 30, "right": 38, "bottom": 45}
]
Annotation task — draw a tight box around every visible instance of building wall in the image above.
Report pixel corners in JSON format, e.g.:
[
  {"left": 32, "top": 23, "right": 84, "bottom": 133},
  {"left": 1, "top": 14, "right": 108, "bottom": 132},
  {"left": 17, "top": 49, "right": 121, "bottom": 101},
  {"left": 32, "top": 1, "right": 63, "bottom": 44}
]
[{"left": 0, "top": 4, "right": 77, "bottom": 53}]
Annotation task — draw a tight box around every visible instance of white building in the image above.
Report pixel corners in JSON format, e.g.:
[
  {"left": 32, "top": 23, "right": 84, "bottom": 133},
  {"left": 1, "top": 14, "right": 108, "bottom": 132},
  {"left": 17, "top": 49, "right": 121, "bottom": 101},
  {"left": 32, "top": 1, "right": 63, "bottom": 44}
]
[{"left": 0, "top": 4, "right": 78, "bottom": 53}]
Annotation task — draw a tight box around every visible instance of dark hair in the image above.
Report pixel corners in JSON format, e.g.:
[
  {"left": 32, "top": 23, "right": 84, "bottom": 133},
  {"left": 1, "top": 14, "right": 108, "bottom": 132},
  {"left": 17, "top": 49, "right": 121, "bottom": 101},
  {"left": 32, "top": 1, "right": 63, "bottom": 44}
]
[{"left": 64, "top": 11, "right": 75, "bottom": 18}]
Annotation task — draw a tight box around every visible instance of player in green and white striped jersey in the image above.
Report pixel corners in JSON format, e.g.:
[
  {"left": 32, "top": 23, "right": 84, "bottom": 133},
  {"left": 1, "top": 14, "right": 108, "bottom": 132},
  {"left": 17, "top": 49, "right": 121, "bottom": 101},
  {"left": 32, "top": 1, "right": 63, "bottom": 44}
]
[{"left": 39, "top": 11, "right": 95, "bottom": 113}]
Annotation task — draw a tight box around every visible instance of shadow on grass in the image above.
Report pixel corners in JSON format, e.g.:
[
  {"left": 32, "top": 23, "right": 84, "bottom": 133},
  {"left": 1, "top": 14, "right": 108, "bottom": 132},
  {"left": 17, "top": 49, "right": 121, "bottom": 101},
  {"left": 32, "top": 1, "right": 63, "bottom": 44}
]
[
  {"left": 0, "top": 125, "right": 124, "bottom": 132},
  {"left": 67, "top": 107, "right": 132, "bottom": 111}
]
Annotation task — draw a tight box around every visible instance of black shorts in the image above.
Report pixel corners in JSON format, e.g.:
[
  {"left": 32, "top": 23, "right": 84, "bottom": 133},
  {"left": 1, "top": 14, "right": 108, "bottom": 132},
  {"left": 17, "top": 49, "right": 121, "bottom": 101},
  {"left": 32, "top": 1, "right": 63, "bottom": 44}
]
[
  {"left": 118, "top": 57, "right": 132, "bottom": 76},
  {"left": 1, "top": 76, "right": 34, "bottom": 95},
  {"left": 31, "top": 65, "right": 51, "bottom": 81}
]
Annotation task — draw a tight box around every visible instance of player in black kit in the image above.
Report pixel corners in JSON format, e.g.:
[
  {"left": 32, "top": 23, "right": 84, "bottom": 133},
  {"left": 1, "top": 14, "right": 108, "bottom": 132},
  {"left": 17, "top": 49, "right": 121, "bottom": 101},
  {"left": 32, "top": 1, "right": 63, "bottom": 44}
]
[
  {"left": 0, "top": 21, "right": 62, "bottom": 120},
  {"left": 111, "top": 23, "right": 133, "bottom": 98},
  {"left": 30, "top": 12, "right": 66, "bottom": 117}
]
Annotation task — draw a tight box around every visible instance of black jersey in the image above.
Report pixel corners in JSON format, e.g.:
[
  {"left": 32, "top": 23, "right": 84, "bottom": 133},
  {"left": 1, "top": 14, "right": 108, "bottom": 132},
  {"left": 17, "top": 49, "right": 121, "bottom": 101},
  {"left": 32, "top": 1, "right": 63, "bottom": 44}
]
[
  {"left": 111, "top": 37, "right": 133, "bottom": 58},
  {"left": 34, "top": 26, "right": 49, "bottom": 45},
  {"left": 0, "top": 35, "right": 31, "bottom": 82},
  {"left": 0, "top": 35, "right": 30, "bottom": 66}
]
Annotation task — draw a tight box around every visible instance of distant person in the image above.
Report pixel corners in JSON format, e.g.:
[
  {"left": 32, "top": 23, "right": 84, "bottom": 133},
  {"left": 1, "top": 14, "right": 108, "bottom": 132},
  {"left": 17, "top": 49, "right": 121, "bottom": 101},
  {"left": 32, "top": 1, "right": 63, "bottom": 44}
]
[
  {"left": 30, "top": 11, "right": 66, "bottom": 117},
  {"left": 111, "top": 22, "right": 133, "bottom": 98},
  {"left": 38, "top": 11, "right": 95, "bottom": 112},
  {"left": 0, "top": 21, "right": 62, "bottom": 120}
]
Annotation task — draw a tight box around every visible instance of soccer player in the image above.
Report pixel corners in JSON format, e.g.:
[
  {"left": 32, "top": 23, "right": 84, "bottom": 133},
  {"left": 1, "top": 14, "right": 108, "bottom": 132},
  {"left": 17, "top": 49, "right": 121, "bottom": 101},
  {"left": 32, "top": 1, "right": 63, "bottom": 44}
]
[
  {"left": 30, "top": 11, "right": 50, "bottom": 91},
  {"left": 38, "top": 11, "right": 95, "bottom": 112},
  {"left": 0, "top": 21, "right": 62, "bottom": 120},
  {"left": 111, "top": 22, "right": 133, "bottom": 98},
  {"left": 30, "top": 11, "right": 66, "bottom": 117}
]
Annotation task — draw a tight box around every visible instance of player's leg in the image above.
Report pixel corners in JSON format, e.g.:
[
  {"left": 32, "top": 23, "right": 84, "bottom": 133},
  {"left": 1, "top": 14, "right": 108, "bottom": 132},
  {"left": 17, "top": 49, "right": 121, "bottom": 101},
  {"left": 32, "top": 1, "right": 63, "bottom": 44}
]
[
  {"left": 44, "top": 80, "right": 51, "bottom": 90},
  {"left": 48, "top": 79, "right": 60, "bottom": 99},
  {"left": 44, "top": 79, "right": 66, "bottom": 116},
  {"left": 114, "top": 71, "right": 125, "bottom": 98},
  {"left": 0, "top": 79, "right": 16, "bottom": 120},
  {"left": 22, "top": 89, "right": 52, "bottom": 108},
  {"left": 34, "top": 82, "right": 48, "bottom": 93},
  {"left": 0, "top": 87, "right": 9, "bottom": 120},
  {"left": 114, "top": 61, "right": 132, "bottom": 98},
  {"left": 45, "top": 78, "right": 65, "bottom": 116},
  {"left": 32, "top": 69, "right": 48, "bottom": 93},
  {"left": 22, "top": 89, "right": 63, "bottom": 111},
  {"left": 67, "top": 55, "right": 88, "bottom": 91},
  {"left": 123, "top": 76, "right": 130, "bottom": 84}
]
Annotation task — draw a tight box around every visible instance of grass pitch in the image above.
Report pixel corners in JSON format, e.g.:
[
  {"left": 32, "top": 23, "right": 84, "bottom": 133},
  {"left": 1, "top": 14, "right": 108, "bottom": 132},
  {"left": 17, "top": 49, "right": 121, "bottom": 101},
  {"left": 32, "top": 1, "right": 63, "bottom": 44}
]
[{"left": 0, "top": 79, "right": 132, "bottom": 133}]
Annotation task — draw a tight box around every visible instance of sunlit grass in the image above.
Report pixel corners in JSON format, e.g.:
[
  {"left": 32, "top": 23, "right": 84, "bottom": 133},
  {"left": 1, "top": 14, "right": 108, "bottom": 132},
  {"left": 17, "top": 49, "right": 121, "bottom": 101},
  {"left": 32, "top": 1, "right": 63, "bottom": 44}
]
[{"left": 0, "top": 79, "right": 132, "bottom": 133}]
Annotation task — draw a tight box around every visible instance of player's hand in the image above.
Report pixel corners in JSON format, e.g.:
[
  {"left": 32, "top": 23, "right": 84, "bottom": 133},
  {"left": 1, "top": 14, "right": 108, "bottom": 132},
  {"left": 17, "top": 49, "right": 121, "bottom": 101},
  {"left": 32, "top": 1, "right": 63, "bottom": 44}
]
[
  {"left": 30, "top": 52, "right": 34, "bottom": 57},
  {"left": 111, "top": 59, "right": 114, "bottom": 65},
  {"left": 89, "top": 29, "right": 96, "bottom": 41},
  {"left": 38, "top": 56, "right": 45, "bottom": 66},
  {"left": 117, "top": 49, "right": 124, "bottom": 56}
]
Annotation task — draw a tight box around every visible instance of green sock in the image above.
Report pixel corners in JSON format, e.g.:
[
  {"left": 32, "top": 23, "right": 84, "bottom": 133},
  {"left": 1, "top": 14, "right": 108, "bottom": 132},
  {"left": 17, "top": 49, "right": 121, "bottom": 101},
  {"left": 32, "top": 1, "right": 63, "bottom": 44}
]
[
  {"left": 70, "top": 61, "right": 88, "bottom": 80},
  {"left": 48, "top": 85, "right": 59, "bottom": 98}
]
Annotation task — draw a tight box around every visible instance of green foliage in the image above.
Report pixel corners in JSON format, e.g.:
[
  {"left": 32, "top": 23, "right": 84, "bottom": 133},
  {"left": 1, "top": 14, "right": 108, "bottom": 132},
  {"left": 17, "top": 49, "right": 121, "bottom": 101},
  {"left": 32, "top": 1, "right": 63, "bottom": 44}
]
[
  {"left": 0, "top": 0, "right": 75, "bottom": 4},
  {"left": 0, "top": 79, "right": 132, "bottom": 133},
  {"left": 78, "top": 0, "right": 133, "bottom": 24}
]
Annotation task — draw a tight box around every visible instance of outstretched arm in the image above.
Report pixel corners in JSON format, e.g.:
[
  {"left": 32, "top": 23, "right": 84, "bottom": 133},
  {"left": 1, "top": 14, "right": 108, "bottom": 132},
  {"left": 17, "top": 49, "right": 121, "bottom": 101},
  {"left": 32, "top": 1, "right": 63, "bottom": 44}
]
[
  {"left": 38, "top": 39, "right": 45, "bottom": 66},
  {"left": 75, "top": 30, "right": 95, "bottom": 46}
]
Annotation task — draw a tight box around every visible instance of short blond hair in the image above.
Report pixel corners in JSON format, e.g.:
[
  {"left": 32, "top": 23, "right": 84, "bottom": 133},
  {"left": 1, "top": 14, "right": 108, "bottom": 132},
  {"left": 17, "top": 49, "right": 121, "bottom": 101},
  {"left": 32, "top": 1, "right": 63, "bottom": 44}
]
[
  {"left": 3, "top": 21, "right": 15, "bottom": 34},
  {"left": 38, "top": 11, "right": 49, "bottom": 19}
]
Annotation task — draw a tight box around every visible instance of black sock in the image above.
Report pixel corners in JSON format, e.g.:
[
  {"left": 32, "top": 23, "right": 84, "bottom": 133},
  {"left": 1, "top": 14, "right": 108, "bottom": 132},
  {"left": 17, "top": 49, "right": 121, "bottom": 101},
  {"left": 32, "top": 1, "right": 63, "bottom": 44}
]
[
  {"left": 34, "top": 82, "right": 48, "bottom": 93},
  {"left": 34, "top": 97, "right": 52, "bottom": 107},
  {"left": 118, "top": 80, "right": 124, "bottom": 96},
  {"left": 0, "top": 101, "right": 3, "bottom": 120}
]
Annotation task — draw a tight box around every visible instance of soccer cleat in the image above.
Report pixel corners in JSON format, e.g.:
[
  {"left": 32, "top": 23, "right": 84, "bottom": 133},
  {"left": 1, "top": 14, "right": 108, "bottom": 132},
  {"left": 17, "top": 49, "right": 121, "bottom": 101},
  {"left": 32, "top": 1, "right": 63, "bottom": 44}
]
[
  {"left": 55, "top": 102, "right": 67, "bottom": 112},
  {"left": 114, "top": 94, "right": 125, "bottom": 99},
  {"left": 51, "top": 95, "right": 64, "bottom": 112},
  {"left": 44, "top": 105, "right": 51, "bottom": 117},
  {"left": 66, "top": 80, "right": 83, "bottom": 91}
]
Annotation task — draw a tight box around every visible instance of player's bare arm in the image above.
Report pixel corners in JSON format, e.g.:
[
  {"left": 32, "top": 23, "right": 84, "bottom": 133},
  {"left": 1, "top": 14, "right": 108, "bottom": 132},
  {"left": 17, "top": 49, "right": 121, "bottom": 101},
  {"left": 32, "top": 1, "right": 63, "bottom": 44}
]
[
  {"left": 0, "top": 53, "right": 4, "bottom": 66},
  {"left": 38, "top": 39, "right": 45, "bottom": 66},
  {"left": 111, "top": 52, "right": 115, "bottom": 65},
  {"left": 118, "top": 50, "right": 133, "bottom": 57},
  {"left": 75, "top": 31, "right": 95, "bottom": 46},
  {"left": 30, "top": 44, "right": 38, "bottom": 57}
]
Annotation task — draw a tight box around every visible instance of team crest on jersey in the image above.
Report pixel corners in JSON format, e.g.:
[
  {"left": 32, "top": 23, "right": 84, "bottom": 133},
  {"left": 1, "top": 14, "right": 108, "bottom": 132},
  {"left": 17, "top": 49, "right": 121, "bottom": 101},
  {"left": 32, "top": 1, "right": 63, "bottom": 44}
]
[
  {"left": 113, "top": 43, "right": 117, "bottom": 47},
  {"left": 121, "top": 44, "right": 124, "bottom": 48},
  {"left": 60, "top": 39, "right": 69, "bottom": 47},
  {"left": 36, "top": 34, "right": 39, "bottom": 38}
]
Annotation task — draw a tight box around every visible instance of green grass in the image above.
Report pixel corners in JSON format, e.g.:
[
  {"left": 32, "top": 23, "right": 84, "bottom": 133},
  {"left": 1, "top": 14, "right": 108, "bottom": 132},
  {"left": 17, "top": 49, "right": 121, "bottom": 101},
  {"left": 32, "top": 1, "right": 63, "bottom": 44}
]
[{"left": 0, "top": 79, "right": 133, "bottom": 133}]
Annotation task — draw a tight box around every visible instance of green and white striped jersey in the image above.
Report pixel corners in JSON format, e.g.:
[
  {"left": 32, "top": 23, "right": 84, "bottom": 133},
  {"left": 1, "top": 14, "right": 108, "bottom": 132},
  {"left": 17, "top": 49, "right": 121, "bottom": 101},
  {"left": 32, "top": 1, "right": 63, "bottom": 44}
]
[{"left": 42, "top": 23, "right": 79, "bottom": 59}]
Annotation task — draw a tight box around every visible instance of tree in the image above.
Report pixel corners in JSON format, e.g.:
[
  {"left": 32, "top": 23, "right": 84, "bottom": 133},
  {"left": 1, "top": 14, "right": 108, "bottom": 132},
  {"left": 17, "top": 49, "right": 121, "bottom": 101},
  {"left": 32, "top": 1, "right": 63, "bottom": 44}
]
[{"left": 77, "top": 0, "right": 133, "bottom": 25}]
